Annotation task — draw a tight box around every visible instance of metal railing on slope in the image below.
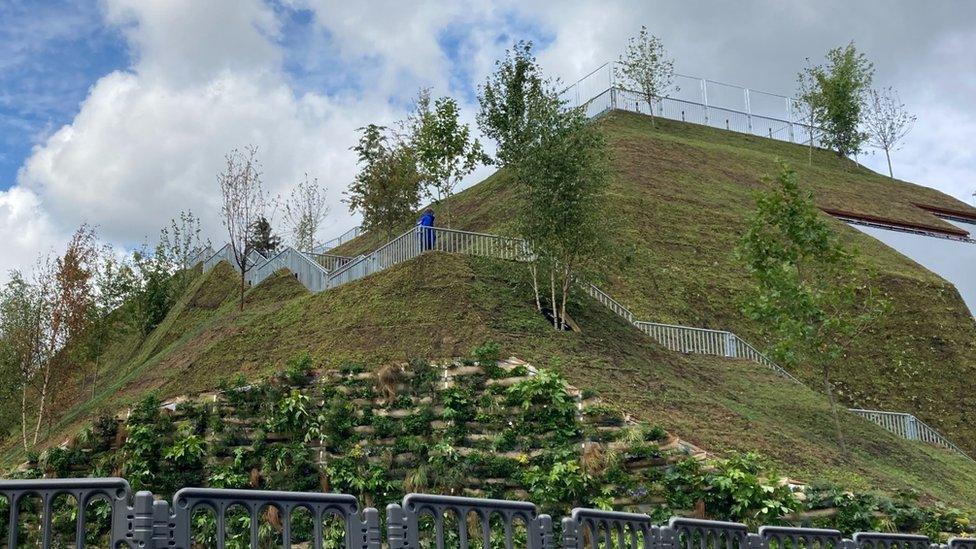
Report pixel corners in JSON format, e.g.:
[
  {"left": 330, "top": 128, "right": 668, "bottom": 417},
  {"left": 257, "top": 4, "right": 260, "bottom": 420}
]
[
  {"left": 326, "top": 226, "right": 531, "bottom": 290},
  {"left": 583, "top": 284, "right": 801, "bottom": 383},
  {"left": 311, "top": 252, "right": 355, "bottom": 272},
  {"left": 4, "top": 479, "right": 974, "bottom": 549},
  {"left": 583, "top": 283, "right": 968, "bottom": 457},
  {"left": 246, "top": 246, "right": 329, "bottom": 292},
  {"left": 314, "top": 225, "right": 364, "bottom": 253},
  {"left": 848, "top": 409, "right": 970, "bottom": 457}
]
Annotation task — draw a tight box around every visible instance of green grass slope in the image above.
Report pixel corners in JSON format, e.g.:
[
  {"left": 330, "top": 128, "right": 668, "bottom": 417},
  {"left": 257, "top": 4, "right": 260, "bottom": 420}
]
[
  {"left": 333, "top": 110, "right": 976, "bottom": 454},
  {"left": 5, "top": 252, "right": 976, "bottom": 508}
]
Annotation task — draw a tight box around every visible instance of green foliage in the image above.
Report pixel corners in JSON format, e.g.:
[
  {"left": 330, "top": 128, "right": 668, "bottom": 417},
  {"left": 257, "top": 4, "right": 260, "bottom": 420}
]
[
  {"left": 615, "top": 25, "right": 677, "bottom": 120},
  {"left": 164, "top": 432, "right": 206, "bottom": 465},
  {"left": 737, "top": 164, "right": 887, "bottom": 444},
  {"left": 346, "top": 124, "right": 423, "bottom": 241},
  {"left": 246, "top": 216, "right": 281, "bottom": 256},
  {"left": 797, "top": 42, "right": 874, "bottom": 157},
  {"left": 282, "top": 353, "right": 314, "bottom": 385},
  {"left": 471, "top": 341, "right": 501, "bottom": 367},
  {"left": 477, "top": 40, "right": 547, "bottom": 167},
  {"left": 506, "top": 370, "right": 579, "bottom": 441},
  {"left": 410, "top": 89, "right": 486, "bottom": 227},
  {"left": 265, "top": 389, "right": 312, "bottom": 436}
]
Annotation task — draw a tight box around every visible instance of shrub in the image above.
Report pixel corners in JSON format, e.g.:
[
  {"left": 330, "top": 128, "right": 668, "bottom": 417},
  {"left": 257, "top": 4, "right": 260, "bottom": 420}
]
[{"left": 283, "top": 353, "right": 314, "bottom": 385}]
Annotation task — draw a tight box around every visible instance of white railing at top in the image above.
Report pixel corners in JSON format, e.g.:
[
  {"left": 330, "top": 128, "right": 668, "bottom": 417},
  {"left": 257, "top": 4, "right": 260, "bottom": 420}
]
[
  {"left": 849, "top": 409, "right": 971, "bottom": 458},
  {"left": 560, "top": 62, "right": 822, "bottom": 147}
]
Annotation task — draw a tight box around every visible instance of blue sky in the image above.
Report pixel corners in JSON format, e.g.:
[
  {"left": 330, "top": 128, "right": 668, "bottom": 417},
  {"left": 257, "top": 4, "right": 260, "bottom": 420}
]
[
  {"left": 0, "top": 1, "right": 128, "bottom": 188},
  {"left": 0, "top": 0, "right": 974, "bottom": 279}
]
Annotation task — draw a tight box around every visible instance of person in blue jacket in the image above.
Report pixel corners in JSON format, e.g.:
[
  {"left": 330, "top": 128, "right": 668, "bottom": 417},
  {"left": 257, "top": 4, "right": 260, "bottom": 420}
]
[{"left": 417, "top": 209, "right": 436, "bottom": 251}]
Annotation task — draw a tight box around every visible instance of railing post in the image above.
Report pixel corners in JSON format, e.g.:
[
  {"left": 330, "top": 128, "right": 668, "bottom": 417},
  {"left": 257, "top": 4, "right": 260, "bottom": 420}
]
[
  {"left": 724, "top": 332, "right": 737, "bottom": 358},
  {"left": 906, "top": 415, "right": 920, "bottom": 441},
  {"left": 561, "top": 516, "right": 580, "bottom": 549},
  {"left": 364, "top": 507, "right": 382, "bottom": 549},
  {"left": 538, "top": 515, "right": 554, "bottom": 549},
  {"left": 386, "top": 504, "right": 407, "bottom": 549},
  {"left": 129, "top": 491, "right": 159, "bottom": 549}
]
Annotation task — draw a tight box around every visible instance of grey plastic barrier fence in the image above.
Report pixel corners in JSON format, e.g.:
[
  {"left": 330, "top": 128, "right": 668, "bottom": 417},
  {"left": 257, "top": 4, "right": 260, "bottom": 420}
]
[
  {"left": 852, "top": 532, "right": 933, "bottom": 549},
  {"left": 561, "top": 507, "right": 656, "bottom": 549},
  {"left": 0, "top": 477, "right": 135, "bottom": 548},
  {"left": 387, "top": 493, "right": 553, "bottom": 549},
  {"left": 759, "top": 525, "right": 846, "bottom": 549},
  {"left": 666, "top": 516, "right": 757, "bottom": 549},
  {"left": 169, "top": 487, "right": 380, "bottom": 549},
  {"left": 3, "top": 480, "right": 976, "bottom": 549}
]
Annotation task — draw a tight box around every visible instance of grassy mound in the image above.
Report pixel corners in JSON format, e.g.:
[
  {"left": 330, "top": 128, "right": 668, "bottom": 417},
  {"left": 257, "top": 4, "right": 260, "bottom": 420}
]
[
  {"left": 332, "top": 110, "right": 976, "bottom": 453},
  {"left": 6, "top": 253, "right": 976, "bottom": 513}
]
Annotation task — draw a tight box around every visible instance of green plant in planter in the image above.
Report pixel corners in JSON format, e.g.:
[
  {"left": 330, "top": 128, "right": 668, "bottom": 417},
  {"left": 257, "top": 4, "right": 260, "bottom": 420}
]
[
  {"left": 339, "top": 362, "right": 365, "bottom": 375},
  {"left": 505, "top": 370, "right": 579, "bottom": 441},
  {"left": 371, "top": 414, "right": 398, "bottom": 438},
  {"left": 583, "top": 403, "right": 624, "bottom": 425},
  {"left": 472, "top": 341, "right": 503, "bottom": 374},
  {"left": 265, "top": 389, "right": 312, "bottom": 435},
  {"left": 283, "top": 353, "right": 314, "bottom": 385},
  {"left": 403, "top": 407, "right": 435, "bottom": 437},
  {"left": 408, "top": 358, "right": 438, "bottom": 393}
]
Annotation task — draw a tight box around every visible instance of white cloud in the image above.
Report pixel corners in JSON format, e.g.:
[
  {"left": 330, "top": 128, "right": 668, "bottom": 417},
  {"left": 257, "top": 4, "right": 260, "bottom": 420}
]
[
  {"left": 0, "top": 187, "right": 62, "bottom": 278},
  {"left": 3, "top": 0, "right": 976, "bottom": 285}
]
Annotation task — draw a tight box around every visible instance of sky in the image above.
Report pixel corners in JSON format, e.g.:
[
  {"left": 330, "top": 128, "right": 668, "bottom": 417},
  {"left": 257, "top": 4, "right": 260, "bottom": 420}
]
[{"left": 1, "top": 0, "right": 975, "bottom": 280}]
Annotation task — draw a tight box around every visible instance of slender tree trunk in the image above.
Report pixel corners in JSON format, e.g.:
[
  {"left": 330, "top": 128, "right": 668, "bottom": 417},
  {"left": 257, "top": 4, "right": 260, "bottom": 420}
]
[
  {"left": 239, "top": 270, "right": 246, "bottom": 311},
  {"left": 529, "top": 263, "right": 542, "bottom": 313},
  {"left": 91, "top": 356, "right": 99, "bottom": 400},
  {"left": 822, "top": 364, "right": 847, "bottom": 454},
  {"left": 21, "top": 376, "right": 29, "bottom": 451},
  {"left": 559, "top": 265, "right": 571, "bottom": 331},
  {"left": 549, "top": 268, "right": 558, "bottom": 330},
  {"left": 33, "top": 362, "right": 52, "bottom": 445},
  {"left": 885, "top": 148, "right": 893, "bottom": 179}
]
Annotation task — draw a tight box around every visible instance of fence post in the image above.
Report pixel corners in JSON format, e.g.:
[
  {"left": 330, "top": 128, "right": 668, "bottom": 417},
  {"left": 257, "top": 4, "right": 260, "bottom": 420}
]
[
  {"left": 386, "top": 504, "right": 407, "bottom": 549},
  {"left": 129, "top": 491, "right": 161, "bottom": 549},
  {"left": 538, "top": 515, "right": 555, "bottom": 549},
  {"left": 724, "top": 332, "right": 737, "bottom": 358},
  {"left": 364, "top": 507, "right": 382, "bottom": 549},
  {"left": 906, "top": 415, "right": 920, "bottom": 441},
  {"left": 560, "top": 516, "right": 579, "bottom": 548},
  {"left": 701, "top": 79, "right": 710, "bottom": 124}
]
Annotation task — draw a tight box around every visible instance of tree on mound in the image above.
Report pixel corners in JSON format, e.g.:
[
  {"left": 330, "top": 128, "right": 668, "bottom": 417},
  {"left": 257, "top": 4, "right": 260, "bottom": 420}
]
[
  {"left": 345, "top": 124, "right": 423, "bottom": 242},
  {"left": 479, "top": 41, "right": 610, "bottom": 330},
  {"left": 217, "top": 145, "right": 272, "bottom": 310},
  {"left": 797, "top": 42, "right": 874, "bottom": 158},
  {"left": 737, "top": 164, "right": 888, "bottom": 451}
]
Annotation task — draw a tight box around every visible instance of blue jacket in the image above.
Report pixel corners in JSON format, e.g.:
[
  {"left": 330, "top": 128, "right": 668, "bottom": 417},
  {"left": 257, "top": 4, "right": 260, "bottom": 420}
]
[{"left": 417, "top": 211, "right": 436, "bottom": 248}]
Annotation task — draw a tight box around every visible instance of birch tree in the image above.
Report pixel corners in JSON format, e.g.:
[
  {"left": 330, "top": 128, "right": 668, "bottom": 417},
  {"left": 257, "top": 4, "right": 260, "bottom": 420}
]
[
  {"left": 0, "top": 271, "right": 46, "bottom": 451},
  {"left": 863, "top": 87, "right": 916, "bottom": 178},
  {"left": 615, "top": 26, "right": 678, "bottom": 121},
  {"left": 411, "top": 89, "right": 486, "bottom": 227},
  {"left": 284, "top": 174, "right": 329, "bottom": 252},
  {"left": 797, "top": 43, "right": 874, "bottom": 158},
  {"left": 218, "top": 145, "right": 268, "bottom": 309},
  {"left": 477, "top": 40, "right": 547, "bottom": 166},
  {"left": 737, "top": 164, "right": 888, "bottom": 451}
]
